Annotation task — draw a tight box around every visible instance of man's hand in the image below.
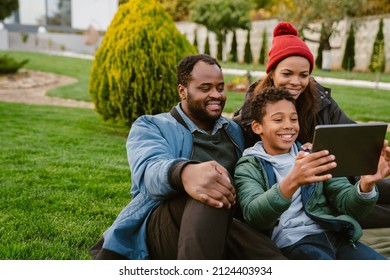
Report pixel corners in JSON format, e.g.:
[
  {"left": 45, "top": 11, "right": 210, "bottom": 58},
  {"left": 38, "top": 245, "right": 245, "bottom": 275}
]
[{"left": 181, "top": 161, "right": 236, "bottom": 209}]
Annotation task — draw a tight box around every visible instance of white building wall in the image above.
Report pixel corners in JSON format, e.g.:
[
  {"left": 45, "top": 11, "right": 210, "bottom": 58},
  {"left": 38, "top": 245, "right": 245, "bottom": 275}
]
[
  {"left": 18, "top": 0, "right": 46, "bottom": 25},
  {"left": 71, "top": 0, "right": 118, "bottom": 31}
]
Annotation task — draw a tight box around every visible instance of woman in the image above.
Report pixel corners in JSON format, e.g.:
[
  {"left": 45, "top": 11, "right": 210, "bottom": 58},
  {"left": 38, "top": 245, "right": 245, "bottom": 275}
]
[{"left": 233, "top": 21, "right": 390, "bottom": 229}]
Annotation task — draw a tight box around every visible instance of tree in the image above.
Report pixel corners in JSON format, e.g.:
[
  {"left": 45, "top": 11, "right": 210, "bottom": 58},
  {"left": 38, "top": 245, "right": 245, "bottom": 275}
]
[
  {"left": 251, "top": 0, "right": 273, "bottom": 9},
  {"left": 228, "top": 31, "right": 238, "bottom": 63},
  {"left": 341, "top": 23, "right": 356, "bottom": 71},
  {"left": 190, "top": 0, "right": 253, "bottom": 62},
  {"left": 369, "top": 18, "right": 386, "bottom": 73},
  {"left": 275, "top": 0, "right": 366, "bottom": 70},
  {"left": 204, "top": 33, "right": 210, "bottom": 55},
  {"left": 193, "top": 28, "right": 199, "bottom": 52},
  {"left": 244, "top": 30, "right": 253, "bottom": 64},
  {"left": 0, "top": 0, "right": 19, "bottom": 21},
  {"left": 89, "top": 0, "right": 197, "bottom": 126},
  {"left": 258, "top": 28, "right": 268, "bottom": 65},
  {"left": 315, "top": 39, "right": 323, "bottom": 70},
  {"left": 120, "top": 0, "right": 192, "bottom": 21},
  {"left": 159, "top": 0, "right": 192, "bottom": 21}
]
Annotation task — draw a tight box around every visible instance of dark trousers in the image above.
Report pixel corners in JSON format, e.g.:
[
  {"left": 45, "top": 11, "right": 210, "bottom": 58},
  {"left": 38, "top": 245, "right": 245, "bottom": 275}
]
[
  {"left": 147, "top": 194, "right": 286, "bottom": 260},
  {"left": 281, "top": 232, "right": 386, "bottom": 260}
]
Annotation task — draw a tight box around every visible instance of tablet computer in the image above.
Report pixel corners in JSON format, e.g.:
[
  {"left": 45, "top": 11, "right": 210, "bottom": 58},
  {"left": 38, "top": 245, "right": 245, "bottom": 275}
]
[{"left": 312, "top": 123, "right": 388, "bottom": 177}]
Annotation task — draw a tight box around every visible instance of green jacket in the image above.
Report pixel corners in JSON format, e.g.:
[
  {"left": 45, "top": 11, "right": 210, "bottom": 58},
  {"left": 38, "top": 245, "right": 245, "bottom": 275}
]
[{"left": 234, "top": 156, "right": 378, "bottom": 242}]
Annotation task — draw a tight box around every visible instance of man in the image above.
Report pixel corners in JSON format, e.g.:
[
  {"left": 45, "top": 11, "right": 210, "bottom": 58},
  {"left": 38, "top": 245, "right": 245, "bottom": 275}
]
[{"left": 91, "top": 54, "right": 286, "bottom": 260}]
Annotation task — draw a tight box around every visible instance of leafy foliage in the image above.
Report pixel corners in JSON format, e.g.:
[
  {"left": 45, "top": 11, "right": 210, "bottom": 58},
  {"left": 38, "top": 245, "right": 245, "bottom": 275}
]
[
  {"left": 89, "top": 0, "right": 197, "bottom": 126},
  {"left": 119, "top": 0, "right": 192, "bottom": 21},
  {"left": 341, "top": 23, "right": 356, "bottom": 71},
  {"left": 190, "top": 0, "right": 252, "bottom": 60},
  {"left": 159, "top": 0, "right": 193, "bottom": 21},
  {"left": 275, "top": 0, "right": 366, "bottom": 70},
  {"left": 0, "top": 0, "right": 18, "bottom": 21}
]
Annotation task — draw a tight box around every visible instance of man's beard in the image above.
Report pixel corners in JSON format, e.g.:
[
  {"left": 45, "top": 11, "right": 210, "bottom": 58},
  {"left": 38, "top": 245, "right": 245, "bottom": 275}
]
[{"left": 186, "top": 90, "right": 224, "bottom": 123}]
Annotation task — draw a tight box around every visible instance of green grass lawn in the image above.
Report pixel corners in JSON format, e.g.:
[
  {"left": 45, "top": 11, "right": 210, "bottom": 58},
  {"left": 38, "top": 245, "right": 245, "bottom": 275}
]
[
  {"left": 0, "top": 51, "right": 389, "bottom": 259},
  {"left": 0, "top": 102, "right": 130, "bottom": 259}
]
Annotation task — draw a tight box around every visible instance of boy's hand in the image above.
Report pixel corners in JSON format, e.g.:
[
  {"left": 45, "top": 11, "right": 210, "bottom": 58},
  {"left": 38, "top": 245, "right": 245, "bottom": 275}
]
[{"left": 279, "top": 150, "right": 336, "bottom": 199}]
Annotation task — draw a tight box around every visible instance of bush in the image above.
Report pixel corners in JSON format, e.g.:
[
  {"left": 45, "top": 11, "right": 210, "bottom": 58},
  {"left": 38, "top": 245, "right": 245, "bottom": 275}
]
[
  {"left": 0, "top": 54, "right": 29, "bottom": 75},
  {"left": 89, "top": 0, "right": 197, "bottom": 126}
]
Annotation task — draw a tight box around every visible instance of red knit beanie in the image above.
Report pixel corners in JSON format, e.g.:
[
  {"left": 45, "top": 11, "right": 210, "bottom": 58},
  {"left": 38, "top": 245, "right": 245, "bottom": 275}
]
[{"left": 266, "top": 22, "right": 314, "bottom": 73}]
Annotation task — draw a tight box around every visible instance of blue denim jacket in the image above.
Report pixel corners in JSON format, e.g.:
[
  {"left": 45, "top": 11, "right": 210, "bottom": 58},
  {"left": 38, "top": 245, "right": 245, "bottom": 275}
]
[{"left": 101, "top": 103, "right": 244, "bottom": 259}]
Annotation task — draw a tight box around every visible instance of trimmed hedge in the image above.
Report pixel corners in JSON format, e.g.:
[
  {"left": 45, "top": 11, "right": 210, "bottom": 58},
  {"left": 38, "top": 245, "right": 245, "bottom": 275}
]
[{"left": 89, "top": 0, "right": 197, "bottom": 126}]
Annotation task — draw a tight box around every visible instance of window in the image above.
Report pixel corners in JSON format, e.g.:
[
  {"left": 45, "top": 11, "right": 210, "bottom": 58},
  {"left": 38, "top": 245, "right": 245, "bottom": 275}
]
[{"left": 46, "top": 0, "right": 71, "bottom": 26}]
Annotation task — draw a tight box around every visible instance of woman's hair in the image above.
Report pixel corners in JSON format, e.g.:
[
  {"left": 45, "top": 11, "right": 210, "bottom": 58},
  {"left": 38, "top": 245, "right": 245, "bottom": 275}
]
[{"left": 253, "top": 73, "right": 318, "bottom": 143}]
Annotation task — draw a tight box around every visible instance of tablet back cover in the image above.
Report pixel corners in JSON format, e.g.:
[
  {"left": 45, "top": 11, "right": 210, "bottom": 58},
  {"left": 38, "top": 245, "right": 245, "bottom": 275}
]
[{"left": 312, "top": 123, "right": 387, "bottom": 177}]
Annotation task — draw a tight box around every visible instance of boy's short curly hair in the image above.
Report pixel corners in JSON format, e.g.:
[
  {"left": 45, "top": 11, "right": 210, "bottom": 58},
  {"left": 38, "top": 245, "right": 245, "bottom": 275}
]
[{"left": 251, "top": 87, "right": 296, "bottom": 123}]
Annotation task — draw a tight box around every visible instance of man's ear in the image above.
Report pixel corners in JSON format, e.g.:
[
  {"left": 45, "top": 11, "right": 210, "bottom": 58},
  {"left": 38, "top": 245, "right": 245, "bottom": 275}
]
[
  {"left": 178, "top": 84, "right": 186, "bottom": 100},
  {"left": 251, "top": 120, "right": 263, "bottom": 136}
]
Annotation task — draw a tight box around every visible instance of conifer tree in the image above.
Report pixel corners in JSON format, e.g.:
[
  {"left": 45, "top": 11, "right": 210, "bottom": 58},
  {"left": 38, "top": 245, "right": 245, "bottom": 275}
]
[
  {"left": 369, "top": 18, "right": 386, "bottom": 73},
  {"left": 217, "top": 37, "right": 223, "bottom": 61},
  {"left": 244, "top": 30, "right": 253, "bottom": 64},
  {"left": 342, "top": 23, "right": 356, "bottom": 71},
  {"left": 229, "top": 31, "right": 238, "bottom": 63},
  {"left": 89, "top": 0, "right": 196, "bottom": 126},
  {"left": 315, "top": 24, "right": 324, "bottom": 69},
  {"left": 193, "top": 29, "right": 199, "bottom": 52},
  {"left": 204, "top": 33, "right": 211, "bottom": 55},
  {"left": 258, "top": 28, "right": 268, "bottom": 65}
]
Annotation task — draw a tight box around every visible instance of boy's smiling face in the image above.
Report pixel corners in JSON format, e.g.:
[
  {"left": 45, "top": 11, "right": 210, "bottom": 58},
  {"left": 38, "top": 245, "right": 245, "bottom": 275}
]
[{"left": 252, "top": 99, "right": 299, "bottom": 155}]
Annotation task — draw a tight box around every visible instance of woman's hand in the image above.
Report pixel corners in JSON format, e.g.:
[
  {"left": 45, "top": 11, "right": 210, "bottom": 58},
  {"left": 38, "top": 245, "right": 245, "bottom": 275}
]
[{"left": 360, "top": 140, "right": 390, "bottom": 192}]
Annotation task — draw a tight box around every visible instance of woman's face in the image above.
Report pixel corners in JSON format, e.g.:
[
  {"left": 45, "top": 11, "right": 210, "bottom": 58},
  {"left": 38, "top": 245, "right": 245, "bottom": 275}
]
[{"left": 270, "top": 56, "right": 311, "bottom": 99}]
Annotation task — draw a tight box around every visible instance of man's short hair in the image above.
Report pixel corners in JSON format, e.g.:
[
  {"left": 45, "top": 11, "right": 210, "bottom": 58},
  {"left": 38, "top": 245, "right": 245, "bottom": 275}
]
[{"left": 177, "top": 54, "right": 221, "bottom": 87}]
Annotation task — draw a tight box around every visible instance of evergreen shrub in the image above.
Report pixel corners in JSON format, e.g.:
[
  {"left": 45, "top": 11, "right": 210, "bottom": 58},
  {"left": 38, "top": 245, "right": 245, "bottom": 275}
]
[
  {"left": 369, "top": 18, "right": 386, "bottom": 73},
  {"left": 342, "top": 23, "right": 356, "bottom": 71},
  {"left": 204, "top": 34, "right": 210, "bottom": 55},
  {"left": 244, "top": 30, "right": 252, "bottom": 64},
  {"left": 258, "top": 28, "right": 267, "bottom": 65},
  {"left": 229, "top": 31, "right": 238, "bottom": 63},
  {"left": 0, "top": 54, "right": 29, "bottom": 75},
  {"left": 89, "top": 0, "right": 197, "bottom": 126}
]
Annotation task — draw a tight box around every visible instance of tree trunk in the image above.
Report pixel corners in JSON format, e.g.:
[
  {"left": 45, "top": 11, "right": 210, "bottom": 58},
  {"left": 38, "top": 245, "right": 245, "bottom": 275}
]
[{"left": 322, "top": 50, "right": 331, "bottom": 71}]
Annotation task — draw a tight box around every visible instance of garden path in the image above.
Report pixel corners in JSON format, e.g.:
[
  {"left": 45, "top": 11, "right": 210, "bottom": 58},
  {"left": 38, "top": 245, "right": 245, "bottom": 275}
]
[{"left": 0, "top": 69, "right": 93, "bottom": 109}]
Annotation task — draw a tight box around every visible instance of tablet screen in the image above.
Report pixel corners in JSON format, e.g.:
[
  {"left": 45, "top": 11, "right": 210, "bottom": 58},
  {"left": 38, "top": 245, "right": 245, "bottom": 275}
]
[{"left": 312, "top": 123, "right": 388, "bottom": 177}]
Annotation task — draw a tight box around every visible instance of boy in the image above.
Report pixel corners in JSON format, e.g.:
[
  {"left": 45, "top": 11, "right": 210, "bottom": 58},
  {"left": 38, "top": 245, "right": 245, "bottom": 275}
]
[{"left": 234, "top": 86, "right": 390, "bottom": 259}]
